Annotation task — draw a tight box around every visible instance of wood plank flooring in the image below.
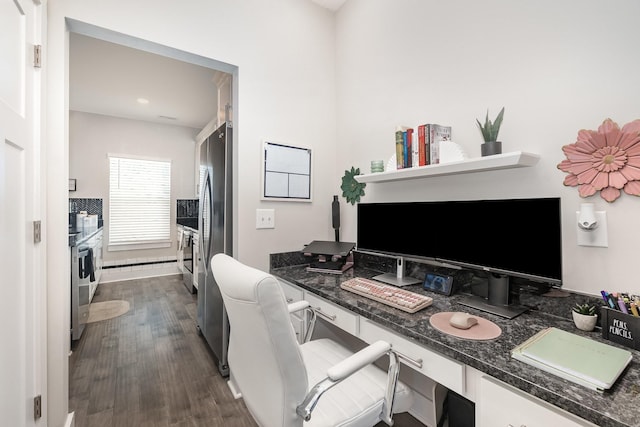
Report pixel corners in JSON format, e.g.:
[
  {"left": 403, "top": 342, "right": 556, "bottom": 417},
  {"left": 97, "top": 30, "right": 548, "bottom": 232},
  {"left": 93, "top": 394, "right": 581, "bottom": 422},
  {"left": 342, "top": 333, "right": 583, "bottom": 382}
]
[{"left": 69, "top": 274, "right": 424, "bottom": 427}]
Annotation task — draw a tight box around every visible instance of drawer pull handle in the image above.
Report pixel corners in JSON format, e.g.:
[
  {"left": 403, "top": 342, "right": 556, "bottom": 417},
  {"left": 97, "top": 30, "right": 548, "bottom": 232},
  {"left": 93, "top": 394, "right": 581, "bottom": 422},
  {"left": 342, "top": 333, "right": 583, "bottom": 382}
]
[
  {"left": 396, "top": 351, "right": 423, "bottom": 369},
  {"left": 313, "top": 307, "right": 337, "bottom": 321},
  {"left": 286, "top": 297, "right": 294, "bottom": 303}
]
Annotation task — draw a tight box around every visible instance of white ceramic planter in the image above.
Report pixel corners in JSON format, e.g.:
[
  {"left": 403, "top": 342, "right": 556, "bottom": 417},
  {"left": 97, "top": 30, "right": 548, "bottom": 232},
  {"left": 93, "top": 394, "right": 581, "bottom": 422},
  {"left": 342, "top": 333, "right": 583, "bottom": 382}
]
[{"left": 572, "top": 311, "right": 598, "bottom": 331}]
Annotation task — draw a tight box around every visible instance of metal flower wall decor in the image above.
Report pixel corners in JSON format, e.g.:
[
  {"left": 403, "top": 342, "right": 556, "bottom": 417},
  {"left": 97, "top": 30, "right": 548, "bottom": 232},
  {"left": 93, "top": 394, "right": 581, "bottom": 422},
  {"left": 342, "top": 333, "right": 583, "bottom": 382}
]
[
  {"left": 557, "top": 118, "right": 640, "bottom": 202},
  {"left": 340, "top": 166, "right": 366, "bottom": 205}
]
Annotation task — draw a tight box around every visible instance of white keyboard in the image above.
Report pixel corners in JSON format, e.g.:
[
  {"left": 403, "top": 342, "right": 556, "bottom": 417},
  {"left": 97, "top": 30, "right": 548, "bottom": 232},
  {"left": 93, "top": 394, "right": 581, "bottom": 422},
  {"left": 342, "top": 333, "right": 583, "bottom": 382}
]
[{"left": 340, "top": 277, "right": 433, "bottom": 313}]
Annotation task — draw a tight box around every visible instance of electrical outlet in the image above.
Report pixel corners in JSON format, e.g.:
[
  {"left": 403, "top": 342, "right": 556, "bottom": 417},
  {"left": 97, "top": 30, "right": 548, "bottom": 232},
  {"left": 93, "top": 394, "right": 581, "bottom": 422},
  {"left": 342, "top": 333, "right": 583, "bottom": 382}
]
[{"left": 256, "top": 209, "right": 275, "bottom": 229}]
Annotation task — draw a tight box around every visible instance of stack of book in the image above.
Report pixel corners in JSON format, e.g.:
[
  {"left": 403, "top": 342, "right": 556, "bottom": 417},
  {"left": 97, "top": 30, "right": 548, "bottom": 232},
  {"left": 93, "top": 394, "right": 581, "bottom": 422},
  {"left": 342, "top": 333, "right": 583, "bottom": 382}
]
[{"left": 395, "top": 124, "right": 451, "bottom": 169}]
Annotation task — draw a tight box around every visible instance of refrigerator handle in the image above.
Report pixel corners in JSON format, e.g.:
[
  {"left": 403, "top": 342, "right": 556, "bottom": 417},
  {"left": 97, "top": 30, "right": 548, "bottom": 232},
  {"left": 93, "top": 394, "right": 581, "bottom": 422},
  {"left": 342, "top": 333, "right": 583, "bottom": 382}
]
[{"left": 199, "top": 170, "right": 213, "bottom": 268}]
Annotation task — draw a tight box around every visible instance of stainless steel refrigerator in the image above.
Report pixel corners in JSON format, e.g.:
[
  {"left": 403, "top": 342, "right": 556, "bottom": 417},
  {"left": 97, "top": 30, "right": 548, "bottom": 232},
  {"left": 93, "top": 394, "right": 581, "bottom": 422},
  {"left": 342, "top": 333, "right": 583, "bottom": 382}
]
[{"left": 197, "top": 121, "right": 232, "bottom": 377}]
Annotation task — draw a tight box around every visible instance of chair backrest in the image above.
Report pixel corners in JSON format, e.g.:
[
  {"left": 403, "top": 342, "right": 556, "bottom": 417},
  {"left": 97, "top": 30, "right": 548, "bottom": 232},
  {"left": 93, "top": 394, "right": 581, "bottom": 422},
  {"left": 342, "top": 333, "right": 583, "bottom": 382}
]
[{"left": 211, "top": 253, "right": 308, "bottom": 427}]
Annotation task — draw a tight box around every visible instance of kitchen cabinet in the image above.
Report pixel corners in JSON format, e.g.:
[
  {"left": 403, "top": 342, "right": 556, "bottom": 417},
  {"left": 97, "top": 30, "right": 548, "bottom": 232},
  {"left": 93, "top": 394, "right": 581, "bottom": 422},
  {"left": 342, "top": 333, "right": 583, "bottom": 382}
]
[
  {"left": 193, "top": 232, "right": 200, "bottom": 290},
  {"left": 70, "top": 227, "right": 103, "bottom": 341},
  {"left": 176, "top": 225, "right": 184, "bottom": 273}
]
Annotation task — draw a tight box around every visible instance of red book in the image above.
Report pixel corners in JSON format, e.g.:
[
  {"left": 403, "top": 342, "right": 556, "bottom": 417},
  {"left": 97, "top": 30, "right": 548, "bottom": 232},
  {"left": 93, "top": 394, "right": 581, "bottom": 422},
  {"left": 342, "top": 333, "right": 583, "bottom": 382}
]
[
  {"left": 406, "top": 128, "right": 414, "bottom": 168},
  {"left": 418, "top": 125, "right": 427, "bottom": 166}
]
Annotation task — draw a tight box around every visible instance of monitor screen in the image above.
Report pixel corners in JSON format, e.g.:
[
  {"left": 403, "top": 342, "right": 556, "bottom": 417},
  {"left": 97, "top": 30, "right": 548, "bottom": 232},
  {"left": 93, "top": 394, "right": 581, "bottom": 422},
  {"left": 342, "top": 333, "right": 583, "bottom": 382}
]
[{"left": 357, "top": 198, "right": 562, "bottom": 285}]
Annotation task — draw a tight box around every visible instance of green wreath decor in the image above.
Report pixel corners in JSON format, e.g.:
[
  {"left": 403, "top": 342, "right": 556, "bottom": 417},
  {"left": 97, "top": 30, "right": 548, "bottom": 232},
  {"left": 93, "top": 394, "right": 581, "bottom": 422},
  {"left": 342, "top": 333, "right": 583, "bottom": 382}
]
[{"left": 340, "top": 166, "right": 366, "bottom": 205}]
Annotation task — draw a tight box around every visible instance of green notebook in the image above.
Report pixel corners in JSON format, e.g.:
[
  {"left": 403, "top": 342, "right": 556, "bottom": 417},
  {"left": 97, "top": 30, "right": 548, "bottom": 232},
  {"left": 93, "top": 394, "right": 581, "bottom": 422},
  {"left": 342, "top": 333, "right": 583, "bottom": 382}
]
[{"left": 511, "top": 327, "right": 632, "bottom": 391}]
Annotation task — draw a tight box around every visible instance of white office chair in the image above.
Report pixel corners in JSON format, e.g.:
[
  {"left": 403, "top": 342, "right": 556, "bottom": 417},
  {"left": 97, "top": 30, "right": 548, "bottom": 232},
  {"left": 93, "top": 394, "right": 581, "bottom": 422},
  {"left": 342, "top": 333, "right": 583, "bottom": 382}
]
[{"left": 211, "top": 254, "right": 414, "bottom": 427}]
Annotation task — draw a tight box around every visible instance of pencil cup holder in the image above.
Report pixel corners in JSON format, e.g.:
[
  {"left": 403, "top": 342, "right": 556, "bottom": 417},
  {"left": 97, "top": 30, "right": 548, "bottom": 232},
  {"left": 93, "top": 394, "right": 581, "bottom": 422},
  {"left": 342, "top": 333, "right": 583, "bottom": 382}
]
[{"left": 601, "top": 307, "right": 640, "bottom": 350}]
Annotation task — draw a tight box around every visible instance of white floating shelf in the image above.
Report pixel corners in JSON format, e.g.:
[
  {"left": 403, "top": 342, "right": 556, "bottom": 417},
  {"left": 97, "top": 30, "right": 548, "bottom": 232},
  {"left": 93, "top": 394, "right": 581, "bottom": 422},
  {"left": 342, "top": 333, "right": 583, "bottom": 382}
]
[{"left": 354, "top": 151, "right": 540, "bottom": 184}]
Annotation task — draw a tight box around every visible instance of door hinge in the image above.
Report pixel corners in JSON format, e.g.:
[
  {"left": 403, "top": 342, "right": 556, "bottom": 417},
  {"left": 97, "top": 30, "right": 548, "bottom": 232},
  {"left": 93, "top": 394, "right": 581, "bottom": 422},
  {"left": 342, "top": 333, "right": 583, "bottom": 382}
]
[
  {"left": 33, "top": 220, "right": 41, "bottom": 243},
  {"left": 33, "top": 395, "right": 42, "bottom": 419},
  {"left": 33, "top": 45, "right": 42, "bottom": 68},
  {"left": 225, "top": 103, "right": 233, "bottom": 126}
]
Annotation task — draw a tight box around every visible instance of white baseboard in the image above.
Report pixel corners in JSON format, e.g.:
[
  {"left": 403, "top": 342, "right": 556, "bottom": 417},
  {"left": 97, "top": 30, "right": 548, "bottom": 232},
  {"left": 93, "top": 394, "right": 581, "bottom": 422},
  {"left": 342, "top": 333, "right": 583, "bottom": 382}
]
[
  {"left": 64, "top": 412, "right": 75, "bottom": 427},
  {"left": 100, "top": 265, "right": 181, "bottom": 283},
  {"left": 227, "top": 374, "right": 242, "bottom": 399}
]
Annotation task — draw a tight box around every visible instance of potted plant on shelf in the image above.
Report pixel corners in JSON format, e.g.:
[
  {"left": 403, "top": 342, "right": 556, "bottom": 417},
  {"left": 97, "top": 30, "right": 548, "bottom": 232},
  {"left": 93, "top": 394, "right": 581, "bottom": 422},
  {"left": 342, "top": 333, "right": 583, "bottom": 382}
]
[
  {"left": 572, "top": 303, "right": 598, "bottom": 331},
  {"left": 477, "top": 107, "right": 505, "bottom": 157}
]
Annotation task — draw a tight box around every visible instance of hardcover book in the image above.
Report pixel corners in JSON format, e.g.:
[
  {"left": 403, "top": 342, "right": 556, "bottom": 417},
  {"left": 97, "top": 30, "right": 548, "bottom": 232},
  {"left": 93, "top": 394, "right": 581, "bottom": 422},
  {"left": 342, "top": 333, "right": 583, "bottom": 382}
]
[
  {"left": 428, "top": 124, "right": 452, "bottom": 165},
  {"left": 406, "top": 128, "right": 414, "bottom": 168},
  {"left": 402, "top": 130, "right": 411, "bottom": 168},
  {"left": 511, "top": 327, "right": 632, "bottom": 391},
  {"left": 395, "top": 130, "right": 404, "bottom": 169},
  {"left": 417, "top": 124, "right": 428, "bottom": 166}
]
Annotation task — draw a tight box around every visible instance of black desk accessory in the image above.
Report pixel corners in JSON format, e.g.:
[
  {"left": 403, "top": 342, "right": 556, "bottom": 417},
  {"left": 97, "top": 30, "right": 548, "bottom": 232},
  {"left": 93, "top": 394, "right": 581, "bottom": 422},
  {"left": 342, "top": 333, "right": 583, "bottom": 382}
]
[
  {"left": 302, "top": 240, "right": 355, "bottom": 274},
  {"left": 423, "top": 270, "right": 455, "bottom": 296},
  {"left": 332, "top": 195, "right": 340, "bottom": 242}
]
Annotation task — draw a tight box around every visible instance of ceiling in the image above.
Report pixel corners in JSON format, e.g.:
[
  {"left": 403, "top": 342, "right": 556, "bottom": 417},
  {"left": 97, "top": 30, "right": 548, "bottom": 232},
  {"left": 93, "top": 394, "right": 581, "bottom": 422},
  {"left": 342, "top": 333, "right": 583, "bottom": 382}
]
[
  {"left": 69, "top": 1, "right": 345, "bottom": 130},
  {"left": 311, "top": 0, "right": 347, "bottom": 11},
  {"left": 69, "top": 32, "right": 226, "bottom": 130}
]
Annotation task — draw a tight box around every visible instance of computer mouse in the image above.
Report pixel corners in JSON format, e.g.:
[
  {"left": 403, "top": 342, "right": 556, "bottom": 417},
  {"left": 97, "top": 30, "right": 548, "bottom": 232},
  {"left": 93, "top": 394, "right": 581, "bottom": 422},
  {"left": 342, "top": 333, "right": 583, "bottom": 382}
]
[{"left": 449, "top": 312, "right": 479, "bottom": 330}]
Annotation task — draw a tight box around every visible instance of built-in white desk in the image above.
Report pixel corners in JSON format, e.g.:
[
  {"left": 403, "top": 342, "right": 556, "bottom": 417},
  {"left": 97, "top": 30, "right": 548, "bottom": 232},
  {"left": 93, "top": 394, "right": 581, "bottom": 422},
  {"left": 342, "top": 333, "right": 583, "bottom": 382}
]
[{"left": 271, "top": 252, "right": 639, "bottom": 427}]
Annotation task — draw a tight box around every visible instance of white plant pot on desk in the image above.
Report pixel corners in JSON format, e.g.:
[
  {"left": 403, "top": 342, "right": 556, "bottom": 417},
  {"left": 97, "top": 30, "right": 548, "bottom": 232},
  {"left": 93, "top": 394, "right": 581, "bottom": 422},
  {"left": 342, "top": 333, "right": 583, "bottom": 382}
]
[{"left": 572, "top": 311, "right": 598, "bottom": 332}]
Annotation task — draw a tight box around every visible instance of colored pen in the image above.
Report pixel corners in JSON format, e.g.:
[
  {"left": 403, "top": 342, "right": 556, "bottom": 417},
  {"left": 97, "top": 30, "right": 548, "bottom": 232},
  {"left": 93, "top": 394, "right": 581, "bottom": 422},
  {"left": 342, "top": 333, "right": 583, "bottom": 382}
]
[
  {"left": 606, "top": 293, "right": 618, "bottom": 310},
  {"left": 618, "top": 296, "right": 629, "bottom": 314},
  {"left": 601, "top": 290, "right": 610, "bottom": 304},
  {"left": 630, "top": 302, "right": 639, "bottom": 317}
]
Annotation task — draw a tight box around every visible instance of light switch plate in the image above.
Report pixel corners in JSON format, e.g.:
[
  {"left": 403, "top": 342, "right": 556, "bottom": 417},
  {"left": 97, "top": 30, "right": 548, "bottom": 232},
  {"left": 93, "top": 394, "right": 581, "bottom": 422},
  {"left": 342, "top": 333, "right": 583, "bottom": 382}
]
[{"left": 256, "top": 209, "right": 275, "bottom": 229}]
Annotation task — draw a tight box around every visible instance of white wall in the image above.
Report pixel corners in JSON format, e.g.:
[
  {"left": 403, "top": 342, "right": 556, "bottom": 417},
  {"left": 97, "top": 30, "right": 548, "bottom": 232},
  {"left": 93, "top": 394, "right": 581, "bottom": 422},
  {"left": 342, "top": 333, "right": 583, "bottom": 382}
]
[
  {"left": 47, "top": 1, "right": 640, "bottom": 424},
  {"left": 69, "top": 111, "right": 197, "bottom": 263},
  {"left": 335, "top": 0, "right": 640, "bottom": 296},
  {"left": 46, "top": 2, "right": 336, "bottom": 425}
]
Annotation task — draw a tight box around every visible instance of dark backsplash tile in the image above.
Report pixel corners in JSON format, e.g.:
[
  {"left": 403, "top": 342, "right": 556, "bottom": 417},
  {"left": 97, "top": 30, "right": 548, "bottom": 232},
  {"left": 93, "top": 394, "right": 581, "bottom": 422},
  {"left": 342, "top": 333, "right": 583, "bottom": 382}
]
[
  {"left": 69, "top": 198, "right": 103, "bottom": 228},
  {"left": 177, "top": 199, "right": 198, "bottom": 229}
]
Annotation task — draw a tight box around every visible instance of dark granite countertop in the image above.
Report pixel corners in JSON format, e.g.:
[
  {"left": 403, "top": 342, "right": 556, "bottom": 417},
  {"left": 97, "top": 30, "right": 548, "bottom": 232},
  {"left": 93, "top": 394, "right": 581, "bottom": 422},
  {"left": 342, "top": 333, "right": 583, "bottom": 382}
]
[
  {"left": 270, "top": 251, "right": 640, "bottom": 427},
  {"left": 68, "top": 226, "right": 103, "bottom": 247},
  {"left": 177, "top": 218, "right": 198, "bottom": 229}
]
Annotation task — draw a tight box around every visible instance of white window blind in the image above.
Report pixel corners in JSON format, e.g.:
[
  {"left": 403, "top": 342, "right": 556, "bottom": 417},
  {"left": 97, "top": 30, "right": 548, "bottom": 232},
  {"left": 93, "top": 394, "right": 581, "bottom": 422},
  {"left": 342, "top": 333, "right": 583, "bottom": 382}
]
[{"left": 109, "top": 155, "right": 171, "bottom": 246}]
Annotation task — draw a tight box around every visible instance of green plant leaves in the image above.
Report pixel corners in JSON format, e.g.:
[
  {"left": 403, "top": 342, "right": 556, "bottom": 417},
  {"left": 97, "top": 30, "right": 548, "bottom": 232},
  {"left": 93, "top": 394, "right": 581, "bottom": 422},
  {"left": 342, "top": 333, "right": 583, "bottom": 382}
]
[
  {"left": 340, "top": 166, "right": 366, "bottom": 205},
  {"left": 572, "top": 303, "right": 596, "bottom": 316},
  {"left": 477, "top": 107, "right": 505, "bottom": 142}
]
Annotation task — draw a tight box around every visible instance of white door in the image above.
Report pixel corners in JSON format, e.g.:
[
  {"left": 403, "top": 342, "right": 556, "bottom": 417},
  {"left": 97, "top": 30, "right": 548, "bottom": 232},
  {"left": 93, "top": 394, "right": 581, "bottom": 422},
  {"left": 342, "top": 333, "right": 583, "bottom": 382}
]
[{"left": 0, "top": 0, "right": 44, "bottom": 426}]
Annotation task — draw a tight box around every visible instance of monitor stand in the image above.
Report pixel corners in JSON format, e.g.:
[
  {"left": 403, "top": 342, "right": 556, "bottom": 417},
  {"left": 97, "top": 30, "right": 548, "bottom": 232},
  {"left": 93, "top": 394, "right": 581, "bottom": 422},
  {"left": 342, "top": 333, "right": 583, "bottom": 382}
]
[
  {"left": 373, "top": 273, "right": 421, "bottom": 287},
  {"left": 372, "top": 256, "right": 421, "bottom": 287},
  {"left": 457, "top": 273, "right": 527, "bottom": 319}
]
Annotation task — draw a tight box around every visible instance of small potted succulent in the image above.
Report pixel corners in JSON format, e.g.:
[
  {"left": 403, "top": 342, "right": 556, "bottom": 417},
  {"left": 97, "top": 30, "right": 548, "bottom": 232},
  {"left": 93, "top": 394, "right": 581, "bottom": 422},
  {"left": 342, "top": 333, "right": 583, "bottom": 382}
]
[
  {"left": 477, "top": 107, "right": 505, "bottom": 157},
  {"left": 572, "top": 303, "right": 598, "bottom": 331}
]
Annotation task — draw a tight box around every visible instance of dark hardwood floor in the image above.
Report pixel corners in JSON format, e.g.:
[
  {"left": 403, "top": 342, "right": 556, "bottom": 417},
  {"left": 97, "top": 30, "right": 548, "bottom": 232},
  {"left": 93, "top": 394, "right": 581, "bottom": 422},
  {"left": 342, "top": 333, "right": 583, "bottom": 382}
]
[{"left": 69, "top": 274, "right": 424, "bottom": 427}]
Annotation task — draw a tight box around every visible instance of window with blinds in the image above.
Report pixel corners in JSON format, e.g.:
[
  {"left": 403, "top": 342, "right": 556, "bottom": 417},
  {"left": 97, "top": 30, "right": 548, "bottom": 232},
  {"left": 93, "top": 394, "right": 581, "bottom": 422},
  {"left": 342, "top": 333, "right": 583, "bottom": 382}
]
[{"left": 108, "top": 155, "right": 171, "bottom": 248}]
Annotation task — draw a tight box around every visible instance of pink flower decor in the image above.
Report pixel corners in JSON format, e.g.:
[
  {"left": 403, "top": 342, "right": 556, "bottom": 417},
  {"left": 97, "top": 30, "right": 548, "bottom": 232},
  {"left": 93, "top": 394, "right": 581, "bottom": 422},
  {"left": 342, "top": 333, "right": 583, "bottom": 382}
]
[{"left": 557, "top": 118, "right": 640, "bottom": 202}]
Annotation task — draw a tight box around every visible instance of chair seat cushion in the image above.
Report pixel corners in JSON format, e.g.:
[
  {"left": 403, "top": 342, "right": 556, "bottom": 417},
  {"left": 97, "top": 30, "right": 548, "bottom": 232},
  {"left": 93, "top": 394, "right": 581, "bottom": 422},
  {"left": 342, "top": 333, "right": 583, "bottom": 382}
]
[{"left": 300, "top": 339, "right": 414, "bottom": 427}]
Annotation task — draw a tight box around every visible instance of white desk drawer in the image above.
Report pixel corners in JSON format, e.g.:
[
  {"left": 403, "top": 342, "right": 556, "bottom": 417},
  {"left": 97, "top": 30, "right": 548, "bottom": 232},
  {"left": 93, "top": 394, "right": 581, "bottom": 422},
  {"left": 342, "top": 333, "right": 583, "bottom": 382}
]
[
  {"left": 279, "top": 279, "right": 304, "bottom": 303},
  {"left": 360, "top": 318, "right": 465, "bottom": 395},
  {"left": 305, "top": 292, "right": 358, "bottom": 336},
  {"left": 477, "top": 376, "right": 597, "bottom": 427},
  {"left": 278, "top": 280, "right": 307, "bottom": 343}
]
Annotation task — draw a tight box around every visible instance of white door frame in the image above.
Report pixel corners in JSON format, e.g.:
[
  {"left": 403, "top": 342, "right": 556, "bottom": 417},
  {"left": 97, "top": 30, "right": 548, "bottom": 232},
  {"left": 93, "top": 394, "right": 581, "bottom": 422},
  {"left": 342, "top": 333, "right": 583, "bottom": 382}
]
[{"left": 45, "top": 13, "right": 239, "bottom": 427}]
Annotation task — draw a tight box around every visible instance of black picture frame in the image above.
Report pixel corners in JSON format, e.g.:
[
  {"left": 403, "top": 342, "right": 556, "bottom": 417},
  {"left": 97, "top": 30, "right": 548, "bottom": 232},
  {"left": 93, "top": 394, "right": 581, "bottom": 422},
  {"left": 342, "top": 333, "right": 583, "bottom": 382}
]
[{"left": 69, "top": 179, "right": 77, "bottom": 191}]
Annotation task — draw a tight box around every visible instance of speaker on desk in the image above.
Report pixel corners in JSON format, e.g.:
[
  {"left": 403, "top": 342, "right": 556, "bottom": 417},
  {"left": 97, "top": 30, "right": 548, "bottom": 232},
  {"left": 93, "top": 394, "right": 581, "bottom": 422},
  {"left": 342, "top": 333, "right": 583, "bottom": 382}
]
[{"left": 332, "top": 195, "right": 340, "bottom": 242}]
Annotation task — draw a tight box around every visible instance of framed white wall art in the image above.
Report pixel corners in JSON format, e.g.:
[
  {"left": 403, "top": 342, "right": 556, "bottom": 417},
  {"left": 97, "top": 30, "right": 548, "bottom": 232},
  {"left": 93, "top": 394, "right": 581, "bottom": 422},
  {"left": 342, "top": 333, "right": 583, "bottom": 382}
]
[{"left": 261, "top": 141, "right": 312, "bottom": 202}]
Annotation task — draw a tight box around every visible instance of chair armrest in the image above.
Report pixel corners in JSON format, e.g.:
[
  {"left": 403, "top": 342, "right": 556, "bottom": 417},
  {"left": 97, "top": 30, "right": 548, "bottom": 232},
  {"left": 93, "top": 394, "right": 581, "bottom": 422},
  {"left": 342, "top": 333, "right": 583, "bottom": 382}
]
[
  {"left": 296, "top": 340, "right": 400, "bottom": 425},
  {"left": 327, "top": 340, "right": 391, "bottom": 381},
  {"left": 287, "top": 300, "right": 310, "bottom": 314},
  {"left": 287, "top": 300, "right": 316, "bottom": 342}
]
